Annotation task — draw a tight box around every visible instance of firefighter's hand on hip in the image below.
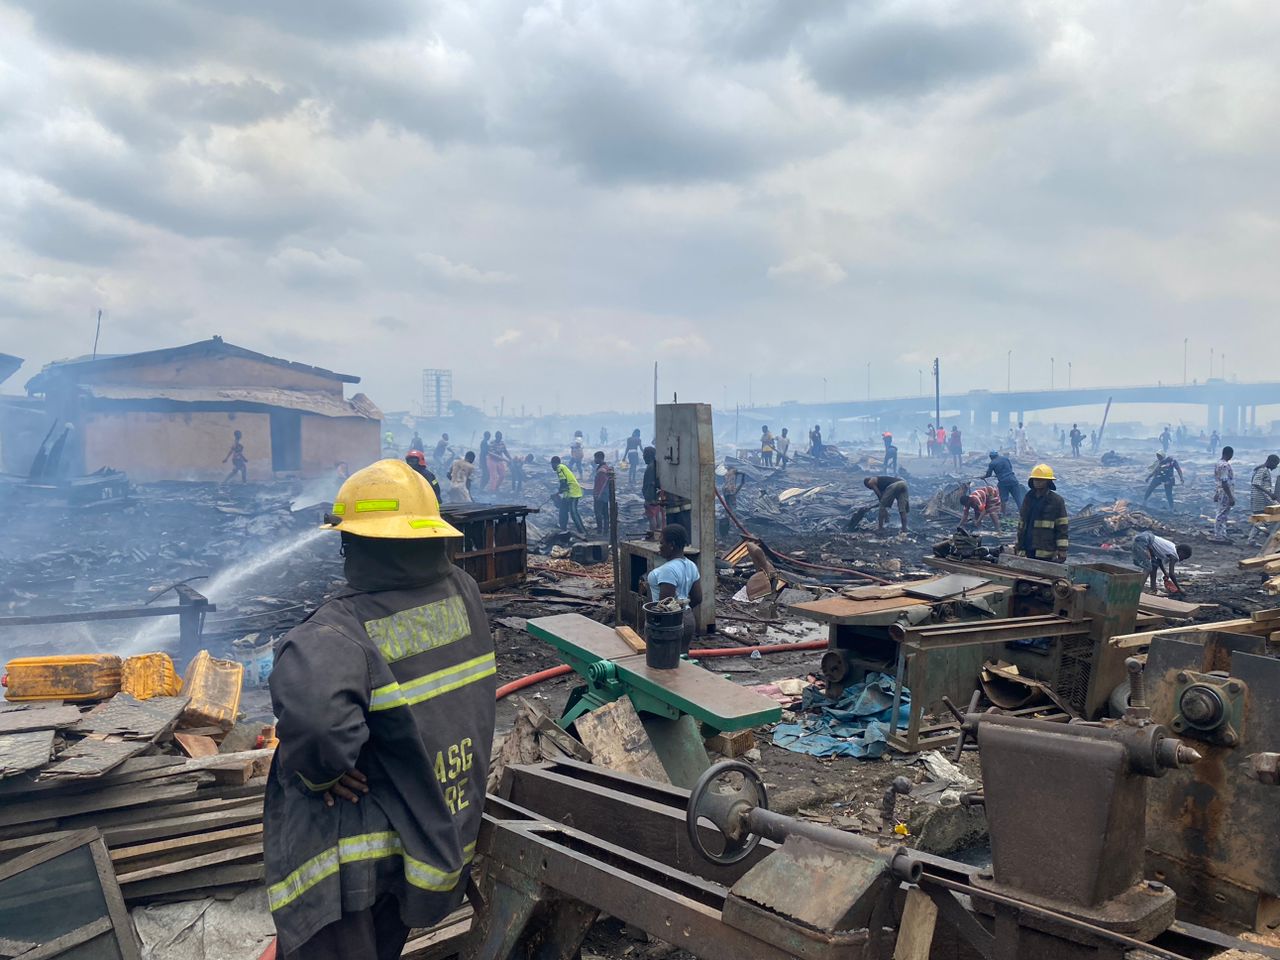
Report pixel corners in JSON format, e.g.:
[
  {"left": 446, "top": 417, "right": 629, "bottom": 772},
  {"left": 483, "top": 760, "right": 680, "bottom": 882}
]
[{"left": 323, "top": 770, "right": 369, "bottom": 807}]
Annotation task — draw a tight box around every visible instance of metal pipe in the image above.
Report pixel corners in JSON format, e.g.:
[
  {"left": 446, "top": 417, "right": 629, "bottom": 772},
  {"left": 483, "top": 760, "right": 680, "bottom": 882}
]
[
  {"left": 745, "top": 808, "right": 923, "bottom": 883},
  {"left": 889, "top": 615, "right": 1089, "bottom": 645}
]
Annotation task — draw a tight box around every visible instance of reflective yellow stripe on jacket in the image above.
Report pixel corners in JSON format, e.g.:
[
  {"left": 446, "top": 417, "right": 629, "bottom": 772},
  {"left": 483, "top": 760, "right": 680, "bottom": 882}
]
[
  {"left": 268, "top": 834, "right": 477, "bottom": 912},
  {"left": 369, "top": 653, "right": 497, "bottom": 712}
]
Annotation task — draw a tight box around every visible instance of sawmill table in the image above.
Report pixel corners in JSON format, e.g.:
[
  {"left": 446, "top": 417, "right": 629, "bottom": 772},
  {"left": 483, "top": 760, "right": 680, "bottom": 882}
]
[{"left": 526, "top": 613, "right": 781, "bottom": 735}]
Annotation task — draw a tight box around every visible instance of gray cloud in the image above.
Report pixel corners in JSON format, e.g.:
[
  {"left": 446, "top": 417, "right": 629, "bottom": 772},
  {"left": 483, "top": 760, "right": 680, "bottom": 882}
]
[
  {"left": 802, "top": 13, "right": 1035, "bottom": 100},
  {"left": 9, "top": 0, "right": 215, "bottom": 62},
  {"left": 2, "top": 0, "right": 1279, "bottom": 417},
  {"left": 150, "top": 78, "right": 302, "bottom": 128},
  {"left": 525, "top": 65, "right": 764, "bottom": 184},
  {"left": 695, "top": 0, "right": 846, "bottom": 62},
  {"left": 11, "top": 0, "right": 422, "bottom": 61},
  {"left": 7, "top": 195, "right": 137, "bottom": 266}
]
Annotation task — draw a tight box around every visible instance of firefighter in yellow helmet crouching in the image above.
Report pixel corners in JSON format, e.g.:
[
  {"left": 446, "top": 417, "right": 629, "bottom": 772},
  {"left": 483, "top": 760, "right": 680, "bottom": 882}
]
[
  {"left": 264, "top": 459, "right": 495, "bottom": 958},
  {"left": 1016, "top": 463, "right": 1069, "bottom": 563}
]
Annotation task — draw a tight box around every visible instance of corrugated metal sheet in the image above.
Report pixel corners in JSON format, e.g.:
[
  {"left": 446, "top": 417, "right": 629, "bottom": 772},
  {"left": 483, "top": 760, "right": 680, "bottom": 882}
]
[{"left": 82, "top": 384, "right": 380, "bottom": 420}]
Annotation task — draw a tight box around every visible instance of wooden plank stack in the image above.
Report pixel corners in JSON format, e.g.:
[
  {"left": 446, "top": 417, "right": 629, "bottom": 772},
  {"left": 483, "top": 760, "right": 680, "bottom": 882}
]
[
  {"left": 1238, "top": 504, "right": 1280, "bottom": 593},
  {"left": 0, "top": 694, "right": 274, "bottom": 907}
]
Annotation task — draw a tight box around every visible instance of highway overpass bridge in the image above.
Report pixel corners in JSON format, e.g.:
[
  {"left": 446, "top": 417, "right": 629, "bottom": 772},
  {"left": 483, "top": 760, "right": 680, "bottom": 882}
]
[{"left": 742, "top": 379, "right": 1280, "bottom": 435}]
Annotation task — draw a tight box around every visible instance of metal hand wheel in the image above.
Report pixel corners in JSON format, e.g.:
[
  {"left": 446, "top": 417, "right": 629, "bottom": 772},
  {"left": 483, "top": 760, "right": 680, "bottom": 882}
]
[{"left": 686, "top": 761, "right": 769, "bottom": 865}]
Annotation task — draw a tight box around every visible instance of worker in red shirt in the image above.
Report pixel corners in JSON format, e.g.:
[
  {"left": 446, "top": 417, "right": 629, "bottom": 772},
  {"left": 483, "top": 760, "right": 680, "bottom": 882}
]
[
  {"left": 959, "top": 481, "right": 1002, "bottom": 533},
  {"left": 591, "top": 451, "right": 614, "bottom": 535}
]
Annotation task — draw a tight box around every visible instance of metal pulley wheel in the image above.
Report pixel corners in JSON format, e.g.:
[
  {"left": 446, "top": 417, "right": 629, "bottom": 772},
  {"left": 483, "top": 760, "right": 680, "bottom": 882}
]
[{"left": 686, "top": 761, "right": 768, "bottom": 865}]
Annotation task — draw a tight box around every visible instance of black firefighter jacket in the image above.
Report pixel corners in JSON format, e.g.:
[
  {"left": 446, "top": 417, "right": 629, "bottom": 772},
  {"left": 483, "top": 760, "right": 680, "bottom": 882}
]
[
  {"left": 264, "top": 549, "right": 495, "bottom": 953},
  {"left": 1016, "top": 488, "right": 1070, "bottom": 560}
]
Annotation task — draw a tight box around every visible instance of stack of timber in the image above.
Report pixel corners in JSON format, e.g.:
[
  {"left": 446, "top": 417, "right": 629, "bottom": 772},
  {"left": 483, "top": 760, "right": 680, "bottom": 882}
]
[
  {"left": 0, "top": 694, "right": 274, "bottom": 906},
  {"left": 1239, "top": 504, "right": 1280, "bottom": 593}
]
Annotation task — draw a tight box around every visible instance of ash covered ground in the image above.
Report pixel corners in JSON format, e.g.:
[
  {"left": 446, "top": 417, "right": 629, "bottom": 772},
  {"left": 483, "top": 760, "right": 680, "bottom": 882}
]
[{"left": 3, "top": 433, "right": 1277, "bottom": 958}]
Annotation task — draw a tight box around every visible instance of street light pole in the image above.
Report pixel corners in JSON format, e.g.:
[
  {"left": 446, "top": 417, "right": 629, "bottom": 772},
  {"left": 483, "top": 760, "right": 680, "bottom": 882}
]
[
  {"left": 1006, "top": 350, "right": 1011, "bottom": 392},
  {"left": 933, "top": 358, "right": 941, "bottom": 432},
  {"left": 1210, "top": 347, "right": 1214, "bottom": 380},
  {"left": 1068, "top": 361, "right": 1072, "bottom": 389},
  {"left": 866, "top": 362, "right": 871, "bottom": 400},
  {"left": 1051, "top": 357, "right": 1055, "bottom": 390},
  {"left": 822, "top": 377, "right": 827, "bottom": 403},
  {"left": 918, "top": 369, "right": 923, "bottom": 396},
  {"left": 1183, "top": 337, "right": 1188, "bottom": 385}
]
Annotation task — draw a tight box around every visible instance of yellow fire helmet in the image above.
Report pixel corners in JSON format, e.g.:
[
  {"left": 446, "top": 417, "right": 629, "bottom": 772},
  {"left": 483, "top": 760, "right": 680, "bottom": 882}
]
[
  {"left": 323, "top": 459, "right": 462, "bottom": 539},
  {"left": 1029, "top": 463, "right": 1056, "bottom": 481}
]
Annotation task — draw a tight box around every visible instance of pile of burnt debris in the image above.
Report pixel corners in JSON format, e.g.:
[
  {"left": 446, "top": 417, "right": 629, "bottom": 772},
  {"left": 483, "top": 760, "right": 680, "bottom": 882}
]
[{"left": 0, "top": 662, "right": 276, "bottom": 958}]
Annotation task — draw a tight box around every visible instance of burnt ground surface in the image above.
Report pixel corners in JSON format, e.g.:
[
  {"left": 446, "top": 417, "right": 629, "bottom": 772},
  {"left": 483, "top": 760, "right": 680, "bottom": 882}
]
[{"left": 3, "top": 434, "right": 1278, "bottom": 958}]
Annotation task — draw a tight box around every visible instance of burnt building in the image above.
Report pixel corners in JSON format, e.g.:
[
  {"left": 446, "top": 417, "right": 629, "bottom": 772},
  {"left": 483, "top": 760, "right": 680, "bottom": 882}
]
[{"left": 20, "top": 337, "right": 382, "bottom": 481}]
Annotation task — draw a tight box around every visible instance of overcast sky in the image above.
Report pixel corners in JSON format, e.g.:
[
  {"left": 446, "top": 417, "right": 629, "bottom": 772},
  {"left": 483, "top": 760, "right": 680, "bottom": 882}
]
[{"left": 0, "top": 1, "right": 1277, "bottom": 417}]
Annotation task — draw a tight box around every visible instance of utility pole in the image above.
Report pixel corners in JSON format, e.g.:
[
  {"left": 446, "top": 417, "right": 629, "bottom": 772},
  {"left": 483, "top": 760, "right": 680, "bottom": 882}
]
[{"left": 933, "top": 358, "right": 941, "bottom": 432}]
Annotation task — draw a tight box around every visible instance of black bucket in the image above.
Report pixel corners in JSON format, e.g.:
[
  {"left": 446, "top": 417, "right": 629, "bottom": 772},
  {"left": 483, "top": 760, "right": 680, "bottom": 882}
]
[{"left": 643, "top": 601, "right": 684, "bottom": 670}]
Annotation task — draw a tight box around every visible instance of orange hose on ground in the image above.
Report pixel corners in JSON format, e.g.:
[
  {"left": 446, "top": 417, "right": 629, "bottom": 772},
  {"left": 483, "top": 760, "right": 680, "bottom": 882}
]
[
  {"left": 495, "top": 639, "right": 828, "bottom": 701},
  {"left": 495, "top": 665, "right": 574, "bottom": 700}
]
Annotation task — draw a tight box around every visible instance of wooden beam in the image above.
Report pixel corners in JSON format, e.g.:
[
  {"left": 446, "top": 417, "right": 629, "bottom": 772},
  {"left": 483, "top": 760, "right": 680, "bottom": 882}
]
[
  {"left": 614, "top": 626, "right": 646, "bottom": 653},
  {"left": 1109, "top": 617, "right": 1258, "bottom": 650},
  {"left": 110, "top": 824, "right": 262, "bottom": 868},
  {"left": 1239, "top": 553, "right": 1280, "bottom": 570},
  {"left": 115, "top": 841, "right": 263, "bottom": 885},
  {"left": 894, "top": 887, "right": 939, "bottom": 960}
]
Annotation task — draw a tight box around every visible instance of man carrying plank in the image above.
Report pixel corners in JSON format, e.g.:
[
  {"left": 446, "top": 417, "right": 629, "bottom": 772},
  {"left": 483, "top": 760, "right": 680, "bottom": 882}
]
[{"left": 1248, "top": 455, "right": 1280, "bottom": 546}]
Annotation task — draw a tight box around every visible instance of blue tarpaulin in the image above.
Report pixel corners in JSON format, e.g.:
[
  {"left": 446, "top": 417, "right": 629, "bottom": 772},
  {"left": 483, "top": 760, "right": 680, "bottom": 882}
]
[{"left": 771, "top": 672, "right": 911, "bottom": 759}]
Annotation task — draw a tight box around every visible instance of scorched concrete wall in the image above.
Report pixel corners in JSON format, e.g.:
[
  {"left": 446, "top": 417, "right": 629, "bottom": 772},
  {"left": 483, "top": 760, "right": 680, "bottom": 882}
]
[
  {"left": 82, "top": 410, "right": 272, "bottom": 481},
  {"left": 300, "top": 415, "right": 381, "bottom": 475}
]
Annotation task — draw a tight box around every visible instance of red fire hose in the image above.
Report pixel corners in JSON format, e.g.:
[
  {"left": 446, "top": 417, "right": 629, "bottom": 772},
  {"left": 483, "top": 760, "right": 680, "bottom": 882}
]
[{"left": 495, "top": 639, "right": 828, "bottom": 700}]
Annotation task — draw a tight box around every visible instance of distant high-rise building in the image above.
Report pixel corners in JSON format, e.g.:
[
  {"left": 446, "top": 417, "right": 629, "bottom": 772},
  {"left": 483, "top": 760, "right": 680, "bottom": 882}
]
[{"left": 422, "top": 368, "right": 453, "bottom": 418}]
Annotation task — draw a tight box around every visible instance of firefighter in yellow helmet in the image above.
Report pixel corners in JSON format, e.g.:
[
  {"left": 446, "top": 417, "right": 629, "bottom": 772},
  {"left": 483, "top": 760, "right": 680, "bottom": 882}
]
[
  {"left": 1016, "top": 463, "right": 1069, "bottom": 562},
  {"left": 264, "top": 459, "right": 495, "bottom": 958}
]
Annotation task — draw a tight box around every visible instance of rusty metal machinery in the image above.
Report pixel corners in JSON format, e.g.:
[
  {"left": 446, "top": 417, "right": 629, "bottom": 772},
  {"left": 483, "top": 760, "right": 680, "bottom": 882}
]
[
  {"left": 800, "top": 560, "right": 1147, "bottom": 755},
  {"left": 959, "top": 682, "right": 1202, "bottom": 952},
  {"left": 1144, "top": 630, "right": 1280, "bottom": 933},
  {"left": 469, "top": 748, "right": 1280, "bottom": 960}
]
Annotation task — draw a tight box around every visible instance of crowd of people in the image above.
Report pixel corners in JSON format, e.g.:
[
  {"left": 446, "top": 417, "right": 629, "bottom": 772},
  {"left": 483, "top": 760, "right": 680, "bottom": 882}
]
[{"left": 390, "top": 426, "right": 661, "bottom": 539}]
